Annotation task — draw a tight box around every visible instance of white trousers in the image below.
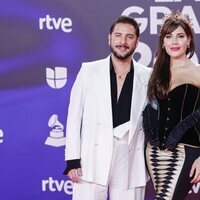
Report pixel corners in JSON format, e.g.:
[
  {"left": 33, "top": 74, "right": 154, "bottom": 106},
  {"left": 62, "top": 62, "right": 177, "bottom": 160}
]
[{"left": 72, "top": 134, "right": 145, "bottom": 200}]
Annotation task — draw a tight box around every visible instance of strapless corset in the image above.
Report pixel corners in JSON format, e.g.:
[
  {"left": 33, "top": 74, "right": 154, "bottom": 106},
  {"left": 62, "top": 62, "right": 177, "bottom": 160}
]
[{"left": 157, "top": 84, "right": 200, "bottom": 147}]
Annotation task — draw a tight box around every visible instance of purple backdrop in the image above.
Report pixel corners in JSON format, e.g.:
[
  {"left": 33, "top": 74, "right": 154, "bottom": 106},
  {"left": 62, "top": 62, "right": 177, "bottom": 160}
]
[{"left": 0, "top": 0, "right": 199, "bottom": 199}]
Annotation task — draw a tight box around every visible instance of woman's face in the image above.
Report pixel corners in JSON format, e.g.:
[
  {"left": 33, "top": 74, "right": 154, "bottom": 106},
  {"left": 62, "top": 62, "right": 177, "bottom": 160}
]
[{"left": 163, "top": 26, "right": 191, "bottom": 60}]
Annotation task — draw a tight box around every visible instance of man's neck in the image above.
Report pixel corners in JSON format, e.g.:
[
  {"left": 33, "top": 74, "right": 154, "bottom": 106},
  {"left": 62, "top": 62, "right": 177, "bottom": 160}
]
[{"left": 111, "top": 55, "right": 132, "bottom": 73}]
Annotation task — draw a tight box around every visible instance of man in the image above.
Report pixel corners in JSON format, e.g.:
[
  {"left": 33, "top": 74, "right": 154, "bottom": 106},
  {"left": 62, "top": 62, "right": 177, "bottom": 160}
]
[{"left": 64, "top": 16, "right": 152, "bottom": 200}]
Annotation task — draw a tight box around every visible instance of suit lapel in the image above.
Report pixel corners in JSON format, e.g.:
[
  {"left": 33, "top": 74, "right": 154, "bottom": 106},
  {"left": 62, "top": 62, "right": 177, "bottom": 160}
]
[
  {"left": 94, "top": 57, "right": 113, "bottom": 130},
  {"left": 128, "top": 60, "right": 148, "bottom": 144}
]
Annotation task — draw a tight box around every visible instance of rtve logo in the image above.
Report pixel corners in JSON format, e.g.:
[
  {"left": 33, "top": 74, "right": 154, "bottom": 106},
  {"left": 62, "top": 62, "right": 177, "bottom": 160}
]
[
  {"left": 42, "top": 177, "right": 73, "bottom": 195},
  {"left": 46, "top": 67, "right": 67, "bottom": 89},
  {"left": 39, "top": 15, "right": 72, "bottom": 33}
]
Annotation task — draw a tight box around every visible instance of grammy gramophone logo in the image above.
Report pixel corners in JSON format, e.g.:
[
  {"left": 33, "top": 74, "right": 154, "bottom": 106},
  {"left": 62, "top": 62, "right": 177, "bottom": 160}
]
[{"left": 45, "top": 114, "right": 66, "bottom": 147}]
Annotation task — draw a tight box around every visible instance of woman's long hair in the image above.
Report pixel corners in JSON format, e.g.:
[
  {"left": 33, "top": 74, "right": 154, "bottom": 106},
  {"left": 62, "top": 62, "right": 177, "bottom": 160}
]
[{"left": 147, "top": 11, "right": 195, "bottom": 100}]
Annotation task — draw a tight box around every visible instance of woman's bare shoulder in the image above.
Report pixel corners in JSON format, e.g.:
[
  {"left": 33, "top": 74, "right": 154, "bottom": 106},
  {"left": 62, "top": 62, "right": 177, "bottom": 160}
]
[{"left": 193, "top": 64, "right": 200, "bottom": 87}]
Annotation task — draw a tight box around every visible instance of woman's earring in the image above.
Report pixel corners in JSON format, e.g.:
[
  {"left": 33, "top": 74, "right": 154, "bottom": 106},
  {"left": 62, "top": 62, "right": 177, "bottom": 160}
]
[{"left": 187, "top": 44, "right": 190, "bottom": 48}]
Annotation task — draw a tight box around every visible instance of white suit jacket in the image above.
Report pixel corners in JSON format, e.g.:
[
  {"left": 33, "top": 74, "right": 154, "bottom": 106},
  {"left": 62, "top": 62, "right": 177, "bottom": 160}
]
[{"left": 65, "top": 56, "right": 152, "bottom": 188}]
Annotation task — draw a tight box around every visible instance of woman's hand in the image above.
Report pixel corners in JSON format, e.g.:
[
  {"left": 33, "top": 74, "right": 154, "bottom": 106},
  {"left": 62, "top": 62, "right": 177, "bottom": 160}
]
[{"left": 190, "top": 156, "right": 200, "bottom": 183}]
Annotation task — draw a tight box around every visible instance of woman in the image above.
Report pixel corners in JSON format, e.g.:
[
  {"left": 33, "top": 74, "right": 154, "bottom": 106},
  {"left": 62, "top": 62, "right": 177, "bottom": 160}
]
[{"left": 143, "top": 11, "right": 200, "bottom": 200}]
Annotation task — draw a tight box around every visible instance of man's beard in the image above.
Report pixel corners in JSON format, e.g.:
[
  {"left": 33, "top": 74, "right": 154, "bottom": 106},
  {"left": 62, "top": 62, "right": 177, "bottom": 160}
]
[{"left": 110, "top": 45, "right": 135, "bottom": 60}]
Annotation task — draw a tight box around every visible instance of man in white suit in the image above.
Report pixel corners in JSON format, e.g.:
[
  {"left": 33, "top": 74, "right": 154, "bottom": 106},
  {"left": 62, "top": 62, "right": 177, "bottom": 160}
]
[{"left": 64, "top": 16, "right": 152, "bottom": 200}]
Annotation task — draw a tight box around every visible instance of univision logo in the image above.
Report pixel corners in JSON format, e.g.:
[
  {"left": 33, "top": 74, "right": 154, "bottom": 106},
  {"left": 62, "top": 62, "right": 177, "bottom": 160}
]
[{"left": 46, "top": 67, "right": 67, "bottom": 89}]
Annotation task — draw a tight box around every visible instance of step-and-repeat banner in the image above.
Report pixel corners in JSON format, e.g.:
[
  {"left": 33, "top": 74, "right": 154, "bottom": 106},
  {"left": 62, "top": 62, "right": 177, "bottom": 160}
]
[{"left": 0, "top": 0, "right": 200, "bottom": 199}]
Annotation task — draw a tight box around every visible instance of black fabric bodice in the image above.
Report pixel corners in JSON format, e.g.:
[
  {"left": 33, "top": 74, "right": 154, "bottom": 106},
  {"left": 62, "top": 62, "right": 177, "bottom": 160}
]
[{"left": 157, "top": 84, "right": 200, "bottom": 148}]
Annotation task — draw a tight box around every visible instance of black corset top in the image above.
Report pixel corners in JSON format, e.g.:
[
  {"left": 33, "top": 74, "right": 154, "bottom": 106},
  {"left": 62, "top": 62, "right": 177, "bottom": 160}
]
[{"left": 157, "top": 83, "right": 200, "bottom": 147}]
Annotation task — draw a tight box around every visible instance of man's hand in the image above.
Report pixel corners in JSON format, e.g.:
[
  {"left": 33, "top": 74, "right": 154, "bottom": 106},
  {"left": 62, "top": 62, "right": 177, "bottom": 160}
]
[{"left": 67, "top": 168, "right": 82, "bottom": 183}]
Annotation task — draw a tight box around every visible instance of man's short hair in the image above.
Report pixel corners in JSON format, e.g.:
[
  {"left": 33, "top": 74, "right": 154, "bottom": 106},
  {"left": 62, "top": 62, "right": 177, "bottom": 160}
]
[{"left": 109, "top": 15, "right": 140, "bottom": 37}]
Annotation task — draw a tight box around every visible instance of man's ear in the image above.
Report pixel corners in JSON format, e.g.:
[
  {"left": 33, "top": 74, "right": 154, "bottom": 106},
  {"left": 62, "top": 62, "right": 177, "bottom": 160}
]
[
  {"left": 136, "top": 38, "right": 139, "bottom": 48},
  {"left": 108, "top": 34, "right": 111, "bottom": 46}
]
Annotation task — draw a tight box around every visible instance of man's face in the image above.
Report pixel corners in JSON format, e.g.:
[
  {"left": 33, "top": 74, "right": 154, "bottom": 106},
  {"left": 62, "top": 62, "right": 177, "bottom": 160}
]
[{"left": 109, "top": 23, "right": 139, "bottom": 60}]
